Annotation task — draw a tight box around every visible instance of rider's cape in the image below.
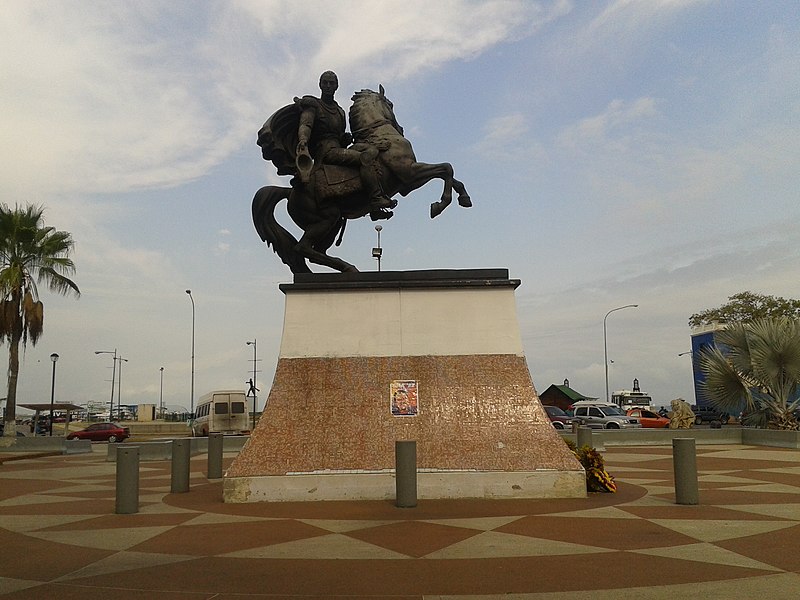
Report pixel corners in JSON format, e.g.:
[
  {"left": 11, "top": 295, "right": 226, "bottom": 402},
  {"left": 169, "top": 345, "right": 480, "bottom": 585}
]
[{"left": 257, "top": 101, "right": 302, "bottom": 177}]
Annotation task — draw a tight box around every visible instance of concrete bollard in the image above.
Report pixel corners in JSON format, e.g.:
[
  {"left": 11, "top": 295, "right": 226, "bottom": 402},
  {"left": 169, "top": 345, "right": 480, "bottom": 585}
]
[
  {"left": 207, "top": 432, "right": 224, "bottom": 479},
  {"left": 115, "top": 446, "right": 140, "bottom": 514},
  {"left": 577, "top": 426, "right": 593, "bottom": 449},
  {"left": 673, "top": 437, "right": 699, "bottom": 505},
  {"left": 171, "top": 439, "right": 191, "bottom": 493},
  {"left": 395, "top": 440, "right": 417, "bottom": 508}
]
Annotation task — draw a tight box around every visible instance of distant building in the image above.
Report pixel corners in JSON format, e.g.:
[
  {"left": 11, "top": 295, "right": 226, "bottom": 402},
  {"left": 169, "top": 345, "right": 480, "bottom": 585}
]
[
  {"left": 690, "top": 322, "right": 726, "bottom": 408},
  {"left": 539, "top": 379, "right": 597, "bottom": 412}
]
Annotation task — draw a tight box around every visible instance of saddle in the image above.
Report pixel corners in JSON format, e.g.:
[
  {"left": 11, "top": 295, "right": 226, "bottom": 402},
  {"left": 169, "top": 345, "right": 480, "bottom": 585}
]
[{"left": 311, "top": 163, "right": 366, "bottom": 201}]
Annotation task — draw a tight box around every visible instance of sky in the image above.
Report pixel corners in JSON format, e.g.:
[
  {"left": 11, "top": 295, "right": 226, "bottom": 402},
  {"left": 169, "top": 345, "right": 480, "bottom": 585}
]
[{"left": 1, "top": 0, "right": 799, "bottom": 415}]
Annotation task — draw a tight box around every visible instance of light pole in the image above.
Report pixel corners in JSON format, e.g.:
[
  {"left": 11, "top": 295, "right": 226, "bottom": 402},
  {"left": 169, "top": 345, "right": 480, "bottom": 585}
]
[
  {"left": 159, "top": 366, "right": 164, "bottom": 418},
  {"left": 372, "top": 225, "right": 383, "bottom": 271},
  {"left": 48, "top": 353, "right": 59, "bottom": 436},
  {"left": 95, "top": 349, "right": 117, "bottom": 421},
  {"left": 246, "top": 339, "right": 258, "bottom": 430},
  {"left": 186, "top": 289, "right": 195, "bottom": 417},
  {"left": 117, "top": 356, "right": 128, "bottom": 420},
  {"left": 603, "top": 304, "right": 638, "bottom": 403}
]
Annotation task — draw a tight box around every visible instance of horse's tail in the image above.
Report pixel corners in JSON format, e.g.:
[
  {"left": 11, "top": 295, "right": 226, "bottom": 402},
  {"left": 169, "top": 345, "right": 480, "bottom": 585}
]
[{"left": 251, "top": 186, "right": 311, "bottom": 273}]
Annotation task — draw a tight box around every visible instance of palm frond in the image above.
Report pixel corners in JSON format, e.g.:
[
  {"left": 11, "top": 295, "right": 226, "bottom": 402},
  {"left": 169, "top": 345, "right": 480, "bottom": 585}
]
[{"left": 698, "top": 346, "right": 751, "bottom": 412}]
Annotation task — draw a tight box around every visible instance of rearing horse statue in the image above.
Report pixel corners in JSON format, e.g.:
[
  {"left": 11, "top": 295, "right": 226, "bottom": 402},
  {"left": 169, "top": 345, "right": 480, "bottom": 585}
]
[{"left": 252, "top": 85, "right": 471, "bottom": 273}]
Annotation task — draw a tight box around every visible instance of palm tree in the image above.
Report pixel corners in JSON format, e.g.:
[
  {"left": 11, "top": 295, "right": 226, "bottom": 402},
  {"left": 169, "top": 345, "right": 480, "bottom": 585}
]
[
  {"left": 698, "top": 318, "right": 800, "bottom": 430},
  {"left": 0, "top": 205, "right": 79, "bottom": 437}
]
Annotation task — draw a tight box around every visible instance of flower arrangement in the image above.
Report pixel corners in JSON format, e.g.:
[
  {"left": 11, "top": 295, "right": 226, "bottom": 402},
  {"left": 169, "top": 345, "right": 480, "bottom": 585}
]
[{"left": 565, "top": 439, "right": 617, "bottom": 493}]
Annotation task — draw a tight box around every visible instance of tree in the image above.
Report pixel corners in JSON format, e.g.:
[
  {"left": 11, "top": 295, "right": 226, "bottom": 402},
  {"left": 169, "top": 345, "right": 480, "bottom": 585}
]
[
  {"left": 698, "top": 318, "right": 800, "bottom": 430},
  {"left": 0, "top": 205, "right": 79, "bottom": 437},
  {"left": 689, "top": 291, "right": 800, "bottom": 329}
]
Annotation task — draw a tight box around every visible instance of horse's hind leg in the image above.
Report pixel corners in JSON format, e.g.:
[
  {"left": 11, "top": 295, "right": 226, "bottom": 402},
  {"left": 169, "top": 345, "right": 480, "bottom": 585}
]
[
  {"left": 294, "top": 213, "right": 359, "bottom": 273},
  {"left": 298, "top": 245, "right": 358, "bottom": 273}
]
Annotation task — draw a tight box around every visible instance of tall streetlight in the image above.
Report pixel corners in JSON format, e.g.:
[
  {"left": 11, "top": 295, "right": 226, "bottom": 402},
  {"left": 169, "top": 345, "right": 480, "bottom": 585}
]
[
  {"left": 603, "top": 304, "right": 638, "bottom": 403},
  {"left": 117, "top": 356, "right": 128, "bottom": 420},
  {"left": 372, "top": 225, "right": 383, "bottom": 271},
  {"left": 95, "top": 349, "right": 117, "bottom": 420},
  {"left": 246, "top": 339, "right": 258, "bottom": 430},
  {"left": 48, "top": 353, "right": 59, "bottom": 437},
  {"left": 186, "top": 290, "right": 195, "bottom": 417},
  {"left": 159, "top": 366, "right": 164, "bottom": 418}
]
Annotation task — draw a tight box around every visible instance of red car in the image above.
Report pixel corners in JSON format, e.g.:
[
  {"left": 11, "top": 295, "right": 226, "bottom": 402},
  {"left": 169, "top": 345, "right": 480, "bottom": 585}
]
[
  {"left": 626, "top": 408, "right": 669, "bottom": 428},
  {"left": 67, "top": 422, "right": 130, "bottom": 443}
]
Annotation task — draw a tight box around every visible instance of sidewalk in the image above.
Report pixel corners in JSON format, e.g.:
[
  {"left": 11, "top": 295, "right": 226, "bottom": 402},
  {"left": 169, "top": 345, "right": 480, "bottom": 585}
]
[{"left": 1, "top": 443, "right": 799, "bottom": 598}]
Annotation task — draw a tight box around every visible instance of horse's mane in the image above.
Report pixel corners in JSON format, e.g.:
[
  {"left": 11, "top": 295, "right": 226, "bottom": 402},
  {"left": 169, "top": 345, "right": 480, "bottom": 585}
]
[
  {"left": 351, "top": 88, "right": 378, "bottom": 102},
  {"left": 349, "top": 89, "right": 382, "bottom": 133}
]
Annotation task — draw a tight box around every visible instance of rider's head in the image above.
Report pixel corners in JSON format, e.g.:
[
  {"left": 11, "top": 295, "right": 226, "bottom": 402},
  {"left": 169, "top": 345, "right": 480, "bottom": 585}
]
[{"left": 319, "top": 71, "right": 339, "bottom": 99}]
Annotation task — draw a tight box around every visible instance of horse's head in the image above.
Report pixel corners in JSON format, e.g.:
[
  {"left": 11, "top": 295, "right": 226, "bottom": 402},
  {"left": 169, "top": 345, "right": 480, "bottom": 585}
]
[{"left": 350, "top": 86, "right": 402, "bottom": 137}]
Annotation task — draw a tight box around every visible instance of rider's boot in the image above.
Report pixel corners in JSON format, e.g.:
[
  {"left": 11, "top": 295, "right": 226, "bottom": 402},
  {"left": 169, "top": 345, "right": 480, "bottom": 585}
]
[
  {"left": 360, "top": 159, "right": 397, "bottom": 213},
  {"left": 370, "top": 208, "right": 394, "bottom": 221},
  {"left": 370, "top": 193, "right": 396, "bottom": 211}
]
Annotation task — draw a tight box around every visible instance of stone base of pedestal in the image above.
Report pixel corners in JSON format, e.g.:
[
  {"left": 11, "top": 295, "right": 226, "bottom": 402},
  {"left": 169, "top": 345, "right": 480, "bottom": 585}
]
[
  {"left": 224, "top": 470, "right": 586, "bottom": 503},
  {"left": 223, "top": 270, "right": 585, "bottom": 502}
]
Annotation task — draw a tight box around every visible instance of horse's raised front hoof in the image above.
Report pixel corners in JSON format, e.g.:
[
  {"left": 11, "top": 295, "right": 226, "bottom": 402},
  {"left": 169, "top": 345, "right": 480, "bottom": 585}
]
[
  {"left": 430, "top": 202, "right": 444, "bottom": 219},
  {"left": 458, "top": 193, "right": 472, "bottom": 208}
]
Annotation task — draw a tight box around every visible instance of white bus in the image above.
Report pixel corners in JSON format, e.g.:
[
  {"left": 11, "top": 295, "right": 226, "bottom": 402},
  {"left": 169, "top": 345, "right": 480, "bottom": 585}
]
[
  {"left": 611, "top": 378, "right": 653, "bottom": 410},
  {"left": 191, "top": 390, "right": 250, "bottom": 437}
]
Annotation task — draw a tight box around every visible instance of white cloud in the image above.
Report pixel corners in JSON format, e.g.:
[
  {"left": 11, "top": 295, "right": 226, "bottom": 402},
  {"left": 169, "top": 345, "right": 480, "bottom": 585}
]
[
  {"left": 472, "top": 113, "right": 546, "bottom": 164},
  {"left": 557, "top": 97, "right": 659, "bottom": 149},
  {"left": 588, "top": 0, "right": 712, "bottom": 34},
  {"left": 1, "top": 1, "right": 571, "bottom": 200}
]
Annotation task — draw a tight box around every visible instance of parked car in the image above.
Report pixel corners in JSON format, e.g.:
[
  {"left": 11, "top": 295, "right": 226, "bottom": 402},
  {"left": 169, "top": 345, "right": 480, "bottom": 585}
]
[
  {"left": 543, "top": 405, "right": 573, "bottom": 430},
  {"left": 571, "top": 403, "right": 642, "bottom": 429},
  {"left": 691, "top": 405, "right": 730, "bottom": 425},
  {"left": 626, "top": 408, "right": 669, "bottom": 428},
  {"left": 66, "top": 422, "right": 130, "bottom": 443}
]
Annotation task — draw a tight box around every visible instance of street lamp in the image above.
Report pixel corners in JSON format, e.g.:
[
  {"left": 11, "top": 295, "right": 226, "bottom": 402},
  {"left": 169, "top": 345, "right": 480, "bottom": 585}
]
[
  {"left": 372, "top": 225, "right": 383, "bottom": 271},
  {"left": 117, "top": 356, "right": 128, "bottom": 420},
  {"left": 603, "top": 304, "right": 638, "bottom": 403},
  {"left": 678, "top": 351, "right": 692, "bottom": 357},
  {"left": 246, "top": 339, "right": 258, "bottom": 430},
  {"left": 159, "top": 366, "right": 164, "bottom": 418},
  {"left": 186, "top": 289, "right": 195, "bottom": 417},
  {"left": 95, "top": 349, "right": 117, "bottom": 421},
  {"left": 48, "top": 353, "right": 59, "bottom": 437}
]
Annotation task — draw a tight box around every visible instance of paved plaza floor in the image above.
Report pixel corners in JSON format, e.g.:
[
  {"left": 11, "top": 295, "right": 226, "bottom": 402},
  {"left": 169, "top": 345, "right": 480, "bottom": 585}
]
[{"left": 1, "top": 443, "right": 799, "bottom": 599}]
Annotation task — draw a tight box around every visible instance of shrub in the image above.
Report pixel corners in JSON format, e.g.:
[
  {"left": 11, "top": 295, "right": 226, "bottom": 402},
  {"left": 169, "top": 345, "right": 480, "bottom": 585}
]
[{"left": 565, "top": 439, "right": 617, "bottom": 493}]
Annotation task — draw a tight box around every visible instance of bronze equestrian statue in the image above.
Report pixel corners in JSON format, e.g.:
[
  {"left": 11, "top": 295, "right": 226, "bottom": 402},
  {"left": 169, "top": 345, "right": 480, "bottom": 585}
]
[{"left": 253, "top": 71, "right": 471, "bottom": 273}]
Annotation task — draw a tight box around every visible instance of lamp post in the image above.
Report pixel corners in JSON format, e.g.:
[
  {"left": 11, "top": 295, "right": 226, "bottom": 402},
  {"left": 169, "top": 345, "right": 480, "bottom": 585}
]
[
  {"left": 48, "top": 353, "right": 59, "bottom": 436},
  {"left": 117, "top": 357, "right": 128, "bottom": 420},
  {"left": 95, "top": 349, "right": 117, "bottom": 421},
  {"left": 603, "top": 304, "right": 638, "bottom": 403},
  {"left": 159, "top": 366, "right": 164, "bottom": 418},
  {"left": 186, "top": 289, "right": 195, "bottom": 417},
  {"left": 246, "top": 339, "right": 258, "bottom": 430},
  {"left": 372, "top": 225, "right": 383, "bottom": 271}
]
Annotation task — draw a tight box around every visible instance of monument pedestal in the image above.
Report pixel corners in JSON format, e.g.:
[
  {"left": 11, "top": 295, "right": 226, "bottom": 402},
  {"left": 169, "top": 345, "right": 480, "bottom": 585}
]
[{"left": 224, "top": 269, "right": 584, "bottom": 502}]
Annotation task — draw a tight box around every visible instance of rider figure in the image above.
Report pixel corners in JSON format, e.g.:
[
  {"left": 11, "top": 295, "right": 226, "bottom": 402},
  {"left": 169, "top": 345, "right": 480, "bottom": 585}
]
[{"left": 296, "top": 71, "right": 395, "bottom": 220}]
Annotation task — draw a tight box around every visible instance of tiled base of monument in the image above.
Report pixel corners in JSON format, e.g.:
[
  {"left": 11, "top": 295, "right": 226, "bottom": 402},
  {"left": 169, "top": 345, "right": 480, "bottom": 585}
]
[{"left": 223, "top": 354, "right": 585, "bottom": 502}]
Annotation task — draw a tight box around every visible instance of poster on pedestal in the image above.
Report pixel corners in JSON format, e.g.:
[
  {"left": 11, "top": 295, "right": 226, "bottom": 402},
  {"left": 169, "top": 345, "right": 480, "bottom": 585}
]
[{"left": 390, "top": 380, "right": 418, "bottom": 416}]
